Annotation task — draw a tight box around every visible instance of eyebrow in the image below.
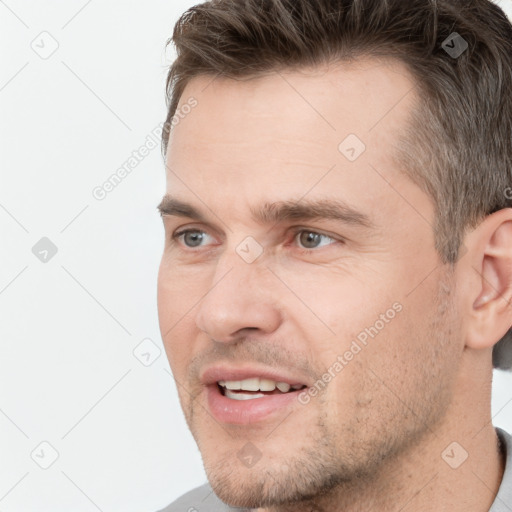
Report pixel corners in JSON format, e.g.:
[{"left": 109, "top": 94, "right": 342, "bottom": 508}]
[{"left": 157, "top": 195, "right": 375, "bottom": 230}]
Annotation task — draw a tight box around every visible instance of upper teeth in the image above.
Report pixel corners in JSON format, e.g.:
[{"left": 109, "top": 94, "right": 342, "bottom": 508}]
[{"left": 218, "top": 378, "right": 303, "bottom": 392}]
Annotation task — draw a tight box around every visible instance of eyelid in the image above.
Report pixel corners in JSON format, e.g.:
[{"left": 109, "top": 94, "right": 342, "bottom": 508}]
[
  {"left": 170, "top": 221, "right": 220, "bottom": 238},
  {"left": 289, "top": 227, "right": 343, "bottom": 244}
]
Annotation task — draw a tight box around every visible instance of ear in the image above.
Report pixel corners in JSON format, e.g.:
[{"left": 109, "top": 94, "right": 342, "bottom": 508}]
[{"left": 464, "top": 208, "right": 512, "bottom": 351}]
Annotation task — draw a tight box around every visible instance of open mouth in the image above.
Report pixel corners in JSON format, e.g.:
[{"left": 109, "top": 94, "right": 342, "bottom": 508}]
[
  {"left": 217, "top": 377, "right": 307, "bottom": 401},
  {"left": 204, "top": 371, "right": 310, "bottom": 424}
]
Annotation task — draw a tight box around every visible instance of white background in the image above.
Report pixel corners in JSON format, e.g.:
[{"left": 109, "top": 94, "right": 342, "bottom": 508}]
[{"left": 1, "top": 1, "right": 512, "bottom": 511}]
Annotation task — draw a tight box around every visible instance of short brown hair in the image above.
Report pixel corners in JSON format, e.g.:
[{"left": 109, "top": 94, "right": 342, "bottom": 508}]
[{"left": 161, "top": 0, "right": 512, "bottom": 368}]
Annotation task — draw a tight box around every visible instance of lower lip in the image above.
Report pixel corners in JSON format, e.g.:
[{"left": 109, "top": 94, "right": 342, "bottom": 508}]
[{"left": 205, "top": 384, "right": 304, "bottom": 425}]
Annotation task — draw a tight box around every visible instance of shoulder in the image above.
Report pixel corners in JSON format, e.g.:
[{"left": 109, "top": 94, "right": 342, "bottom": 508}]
[
  {"left": 497, "top": 426, "right": 512, "bottom": 472},
  {"left": 491, "top": 427, "right": 512, "bottom": 511},
  {"left": 156, "top": 483, "right": 243, "bottom": 512},
  {"left": 497, "top": 427, "right": 511, "bottom": 448}
]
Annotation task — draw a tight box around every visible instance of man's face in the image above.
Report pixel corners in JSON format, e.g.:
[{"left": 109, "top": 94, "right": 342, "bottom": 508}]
[{"left": 157, "top": 60, "right": 463, "bottom": 508}]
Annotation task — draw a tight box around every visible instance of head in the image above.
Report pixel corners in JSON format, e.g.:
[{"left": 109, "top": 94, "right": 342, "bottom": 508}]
[{"left": 157, "top": 0, "right": 512, "bottom": 508}]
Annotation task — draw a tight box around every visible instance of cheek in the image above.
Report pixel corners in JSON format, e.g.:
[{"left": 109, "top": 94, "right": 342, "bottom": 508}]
[
  {"left": 332, "top": 274, "right": 457, "bottom": 420},
  {"left": 285, "top": 261, "right": 448, "bottom": 397},
  {"left": 157, "top": 260, "right": 204, "bottom": 373},
  {"left": 157, "top": 260, "right": 180, "bottom": 335},
  {"left": 157, "top": 257, "right": 210, "bottom": 322},
  {"left": 278, "top": 262, "right": 404, "bottom": 342},
  {"left": 320, "top": 306, "right": 445, "bottom": 451}
]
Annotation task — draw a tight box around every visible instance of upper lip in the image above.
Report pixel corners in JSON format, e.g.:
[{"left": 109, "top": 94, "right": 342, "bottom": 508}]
[{"left": 200, "top": 364, "right": 311, "bottom": 387}]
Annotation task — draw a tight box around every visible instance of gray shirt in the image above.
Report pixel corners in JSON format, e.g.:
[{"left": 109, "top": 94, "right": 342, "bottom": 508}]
[{"left": 158, "top": 428, "right": 512, "bottom": 511}]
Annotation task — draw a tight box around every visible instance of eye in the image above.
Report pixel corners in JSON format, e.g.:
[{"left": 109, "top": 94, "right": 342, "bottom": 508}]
[
  {"left": 295, "top": 230, "right": 336, "bottom": 249},
  {"left": 173, "top": 229, "right": 215, "bottom": 248}
]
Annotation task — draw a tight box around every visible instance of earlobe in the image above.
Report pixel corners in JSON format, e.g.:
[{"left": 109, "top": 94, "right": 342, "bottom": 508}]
[{"left": 465, "top": 210, "right": 512, "bottom": 351}]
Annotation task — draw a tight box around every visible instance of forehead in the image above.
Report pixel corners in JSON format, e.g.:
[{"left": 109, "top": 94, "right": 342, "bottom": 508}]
[
  {"left": 170, "top": 58, "right": 416, "bottom": 139},
  {"left": 165, "top": 58, "right": 419, "bottom": 212}
]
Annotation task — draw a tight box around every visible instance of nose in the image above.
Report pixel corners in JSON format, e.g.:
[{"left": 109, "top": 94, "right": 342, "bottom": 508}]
[{"left": 195, "top": 254, "right": 282, "bottom": 343}]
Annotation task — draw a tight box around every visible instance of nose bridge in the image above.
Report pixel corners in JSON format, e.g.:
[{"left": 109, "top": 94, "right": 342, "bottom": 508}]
[
  {"left": 195, "top": 244, "right": 281, "bottom": 341},
  {"left": 211, "top": 234, "right": 271, "bottom": 296}
]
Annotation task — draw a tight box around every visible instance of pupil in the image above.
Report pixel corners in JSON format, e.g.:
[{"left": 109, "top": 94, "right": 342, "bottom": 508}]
[
  {"left": 300, "top": 232, "right": 321, "bottom": 249},
  {"left": 185, "top": 232, "right": 203, "bottom": 247}
]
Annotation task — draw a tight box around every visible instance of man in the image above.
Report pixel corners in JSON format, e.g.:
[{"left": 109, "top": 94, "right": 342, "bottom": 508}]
[{"left": 156, "top": 0, "right": 512, "bottom": 510}]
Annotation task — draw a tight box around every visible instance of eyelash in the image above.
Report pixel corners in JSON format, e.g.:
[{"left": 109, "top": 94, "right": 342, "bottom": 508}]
[{"left": 171, "top": 228, "right": 341, "bottom": 253}]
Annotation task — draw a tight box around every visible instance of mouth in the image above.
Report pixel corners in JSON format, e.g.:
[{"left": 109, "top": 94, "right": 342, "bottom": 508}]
[
  {"left": 202, "top": 368, "right": 310, "bottom": 425},
  {"left": 217, "top": 377, "right": 306, "bottom": 400}
]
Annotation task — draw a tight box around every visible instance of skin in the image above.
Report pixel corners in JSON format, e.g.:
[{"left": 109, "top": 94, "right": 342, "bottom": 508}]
[{"left": 157, "top": 58, "right": 512, "bottom": 511}]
